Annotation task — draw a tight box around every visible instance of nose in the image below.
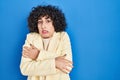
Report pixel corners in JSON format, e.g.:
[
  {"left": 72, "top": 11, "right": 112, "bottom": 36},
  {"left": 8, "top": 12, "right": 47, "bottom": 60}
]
[{"left": 41, "top": 22, "right": 46, "bottom": 29}]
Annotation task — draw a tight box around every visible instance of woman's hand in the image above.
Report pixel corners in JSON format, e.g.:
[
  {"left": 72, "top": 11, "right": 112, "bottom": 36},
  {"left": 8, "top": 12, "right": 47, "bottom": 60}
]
[
  {"left": 55, "top": 55, "right": 73, "bottom": 74},
  {"left": 22, "top": 44, "right": 40, "bottom": 60}
]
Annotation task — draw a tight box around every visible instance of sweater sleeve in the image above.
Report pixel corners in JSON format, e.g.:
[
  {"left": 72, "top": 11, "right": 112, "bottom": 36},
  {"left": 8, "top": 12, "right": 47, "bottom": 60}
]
[
  {"left": 36, "top": 32, "right": 73, "bottom": 62},
  {"left": 20, "top": 56, "right": 57, "bottom": 76},
  {"left": 20, "top": 32, "right": 73, "bottom": 76},
  {"left": 36, "top": 50, "right": 58, "bottom": 60},
  {"left": 20, "top": 33, "right": 57, "bottom": 76},
  {"left": 23, "top": 33, "right": 58, "bottom": 61},
  {"left": 61, "top": 32, "right": 73, "bottom": 62}
]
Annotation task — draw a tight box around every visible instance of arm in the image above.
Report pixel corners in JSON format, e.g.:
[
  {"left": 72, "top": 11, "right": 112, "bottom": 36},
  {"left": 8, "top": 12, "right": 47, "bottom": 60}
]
[
  {"left": 20, "top": 33, "right": 57, "bottom": 76},
  {"left": 55, "top": 32, "right": 73, "bottom": 73},
  {"left": 61, "top": 32, "right": 73, "bottom": 62},
  {"left": 37, "top": 32, "right": 73, "bottom": 62},
  {"left": 20, "top": 32, "right": 73, "bottom": 76},
  {"left": 36, "top": 50, "right": 57, "bottom": 61},
  {"left": 20, "top": 56, "right": 56, "bottom": 76},
  {"left": 23, "top": 33, "right": 57, "bottom": 60}
]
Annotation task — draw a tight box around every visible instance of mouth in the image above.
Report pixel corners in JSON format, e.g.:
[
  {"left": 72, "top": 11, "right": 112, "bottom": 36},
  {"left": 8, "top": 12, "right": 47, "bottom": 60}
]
[{"left": 42, "top": 30, "right": 48, "bottom": 34}]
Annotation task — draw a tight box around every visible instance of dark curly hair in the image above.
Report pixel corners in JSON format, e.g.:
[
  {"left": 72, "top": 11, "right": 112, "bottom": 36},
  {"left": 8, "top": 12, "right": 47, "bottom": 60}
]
[{"left": 28, "top": 5, "right": 67, "bottom": 33}]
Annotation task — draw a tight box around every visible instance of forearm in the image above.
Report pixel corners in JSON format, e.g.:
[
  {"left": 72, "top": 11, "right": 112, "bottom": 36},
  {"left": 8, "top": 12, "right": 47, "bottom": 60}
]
[
  {"left": 20, "top": 57, "right": 57, "bottom": 76},
  {"left": 36, "top": 50, "right": 59, "bottom": 61}
]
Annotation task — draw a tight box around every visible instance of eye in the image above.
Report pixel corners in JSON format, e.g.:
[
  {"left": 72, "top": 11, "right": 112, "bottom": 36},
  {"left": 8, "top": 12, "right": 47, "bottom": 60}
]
[
  {"left": 46, "top": 19, "right": 52, "bottom": 23},
  {"left": 38, "top": 21, "right": 42, "bottom": 24}
]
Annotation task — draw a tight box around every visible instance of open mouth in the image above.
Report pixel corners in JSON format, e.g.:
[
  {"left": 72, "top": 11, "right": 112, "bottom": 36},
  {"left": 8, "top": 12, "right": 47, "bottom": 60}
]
[{"left": 42, "top": 30, "right": 48, "bottom": 34}]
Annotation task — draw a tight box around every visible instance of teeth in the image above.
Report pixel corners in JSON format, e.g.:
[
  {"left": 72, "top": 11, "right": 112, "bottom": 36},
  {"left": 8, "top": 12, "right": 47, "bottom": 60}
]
[
  {"left": 44, "top": 31, "right": 47, "bottom": 32},
  {"left": 42, "top": 30, "right": 48, "bottom": 33}
]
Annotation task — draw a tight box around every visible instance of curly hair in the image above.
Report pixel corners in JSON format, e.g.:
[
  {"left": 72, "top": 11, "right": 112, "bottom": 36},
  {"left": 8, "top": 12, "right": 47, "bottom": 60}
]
[{"left": 28, "top": 5, "right": 67, "bottom": 33}]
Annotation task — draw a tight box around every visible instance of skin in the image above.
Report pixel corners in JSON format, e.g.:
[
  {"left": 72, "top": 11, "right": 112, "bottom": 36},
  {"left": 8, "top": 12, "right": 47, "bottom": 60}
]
[
  {"left": 37, "top": 16, "right": 55, "bottom": 39},
  {"left": 22, "top": 16, "right": 73, "bottom": 73}
]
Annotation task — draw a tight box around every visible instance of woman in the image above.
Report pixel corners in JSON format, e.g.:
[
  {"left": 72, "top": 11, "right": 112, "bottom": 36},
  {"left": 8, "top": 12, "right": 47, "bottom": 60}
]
[{"left": 20, "top": 5, "right": 73, "bottom": 80}]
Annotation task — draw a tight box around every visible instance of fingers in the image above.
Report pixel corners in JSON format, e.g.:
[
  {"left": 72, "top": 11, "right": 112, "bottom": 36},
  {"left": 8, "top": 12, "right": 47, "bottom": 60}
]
[
  {"left": 64, "top": 59, "right": 73, "bottom": 64},
  {"left": 56, "top": 56, "right": 73, "bottom": 67},
  {"left": 62, "top": 65, "right": 71, "bottom": 72},
  {"left": 22, "top": 46, "right": 31, "bottom": 58},
  {"left": 23, "top": 45, "right": 38, "bottom": 54},
  {"left": 23, "top": 48, "right": 30, "bottom": 53},
  {"left": 23, "top": 44, "right": 38, "bottom": 50},
  {"left": 63, "top": 59, "right": 73, "bottom": 70},
  {"left": 60, "top": 57, "right": 72, "bottom": 64},
  {"left": 61, "top": 68, "right": 69, "bottom": 74},
  {"left": 22, "top": 52, "right": 28, "bottom": 58},
  {"left": 55, "top": 56, "right": 73, "bottom": 74},
  {"left": 65, "top": 62, "right": 73, "bottom": 68},
  {"left": 22, "top": 45, "right": 39, "bottom": 59},
  {"left": 22, "top": 49, "right": 29, "bottom": 57},
  {"left": 23, "top": 46, "right": 32, "bottom": 51},
  {"left": 60, "top": 54, "right": 73, "bottom": 64},
  {"left": 30, "top": 44, "right": 38, "bottom": 49},
  {"left": 61, "top": 64, "right": 73, "bottom": 74}
]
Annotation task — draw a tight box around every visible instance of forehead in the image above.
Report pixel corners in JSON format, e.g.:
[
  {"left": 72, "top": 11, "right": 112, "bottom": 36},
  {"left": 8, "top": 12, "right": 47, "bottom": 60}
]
[{"left": 38, "top": 15, "right": 51, "bottom": 20}]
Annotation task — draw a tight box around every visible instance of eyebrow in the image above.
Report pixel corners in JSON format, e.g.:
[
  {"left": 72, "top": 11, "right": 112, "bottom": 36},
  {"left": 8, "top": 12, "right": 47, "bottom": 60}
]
[
  {"left": 45, "top": 16, "right": 50, "bottom": 19},
  {"left": 38, "top": 16, "right": 51, "bottom": 20}
]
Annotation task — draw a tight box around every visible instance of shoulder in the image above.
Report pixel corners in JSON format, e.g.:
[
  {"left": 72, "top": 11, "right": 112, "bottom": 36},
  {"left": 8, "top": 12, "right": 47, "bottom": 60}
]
[
  {"left": 55, "top": 31, "right": 70, "bottom": 41},
  {"left": 26, "top": 32, "right": 40, "bottom": 39},
  {"left": 60, "top": 31, "right": 69, "bottom": 38}
]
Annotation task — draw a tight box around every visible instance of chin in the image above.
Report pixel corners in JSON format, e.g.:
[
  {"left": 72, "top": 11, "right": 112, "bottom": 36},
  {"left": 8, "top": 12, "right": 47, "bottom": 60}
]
[{"left": 42, "top": 36, "right": 50, "bottom": 39}]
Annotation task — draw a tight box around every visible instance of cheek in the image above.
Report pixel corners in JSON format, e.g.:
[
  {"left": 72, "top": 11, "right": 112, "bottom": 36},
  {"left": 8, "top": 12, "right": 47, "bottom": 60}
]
[
  {"left": 50, "top": 24, "right": 55, "bottom": 31},
  {"left": 50, "top": 26, "right": 55, "bottom": 33},
  {"left": 38, "top": 26, "right": 42, "bottom": 33}
]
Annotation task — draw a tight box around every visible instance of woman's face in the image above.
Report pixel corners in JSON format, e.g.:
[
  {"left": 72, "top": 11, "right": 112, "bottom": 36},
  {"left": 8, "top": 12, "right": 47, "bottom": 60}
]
[{"left": 37, "top": 16, "right": 55, "bottom": 39}]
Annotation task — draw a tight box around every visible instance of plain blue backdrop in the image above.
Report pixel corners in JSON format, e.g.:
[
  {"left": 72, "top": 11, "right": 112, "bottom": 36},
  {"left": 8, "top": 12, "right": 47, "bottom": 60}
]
[{"left": 0, "top": 0, "right": 120, "bottom": 80}]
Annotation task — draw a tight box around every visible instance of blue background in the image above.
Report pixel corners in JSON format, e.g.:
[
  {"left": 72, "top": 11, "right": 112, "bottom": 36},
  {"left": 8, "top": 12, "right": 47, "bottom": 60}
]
[{"left": 0, "top": 0, "right": 120, "bottom": 80}]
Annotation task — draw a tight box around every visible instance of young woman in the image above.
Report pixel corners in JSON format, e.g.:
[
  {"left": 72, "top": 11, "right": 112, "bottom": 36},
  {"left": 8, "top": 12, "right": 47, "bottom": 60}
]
[{"left": 20, "top": 5, "right": 73, "bottom": 80}]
